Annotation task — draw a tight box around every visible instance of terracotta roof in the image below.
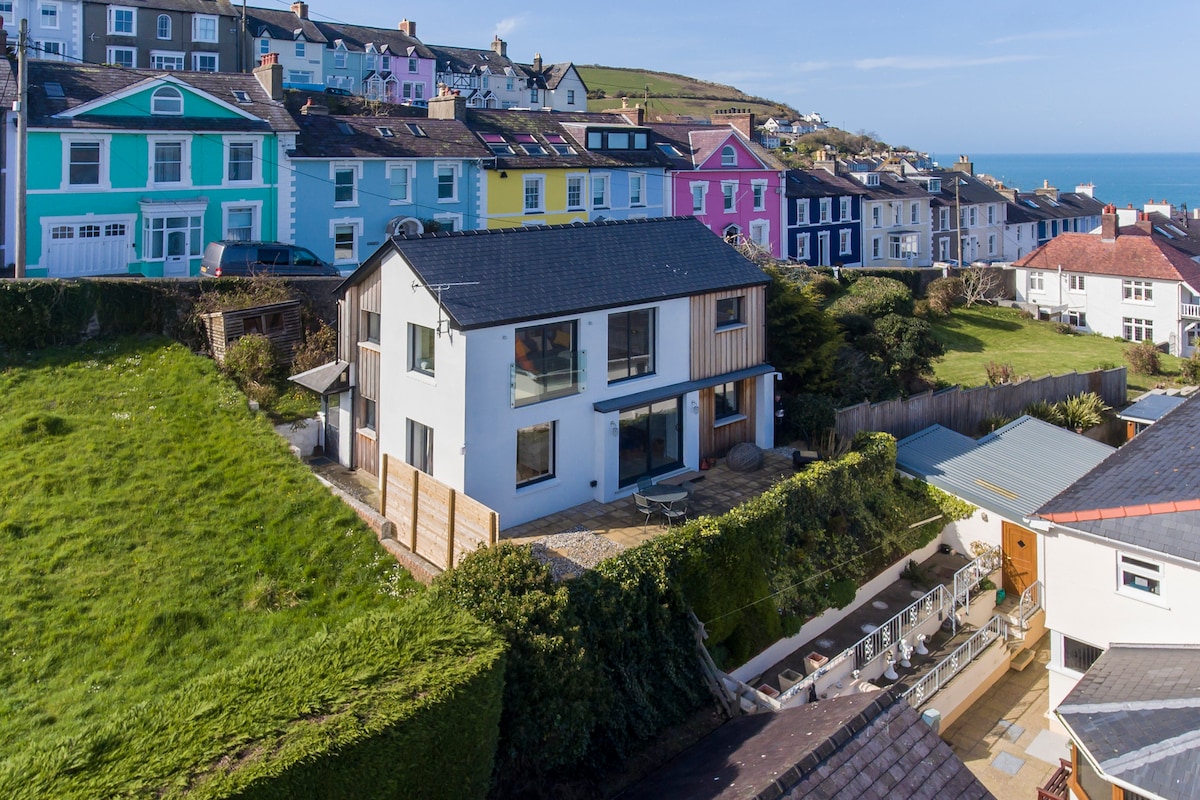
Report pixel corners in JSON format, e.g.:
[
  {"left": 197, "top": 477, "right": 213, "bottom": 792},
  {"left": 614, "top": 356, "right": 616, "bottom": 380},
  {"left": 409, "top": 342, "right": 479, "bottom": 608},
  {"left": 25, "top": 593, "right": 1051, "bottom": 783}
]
[{"left": 1012, "top": 229, "right": 1200, "bottom": 286}]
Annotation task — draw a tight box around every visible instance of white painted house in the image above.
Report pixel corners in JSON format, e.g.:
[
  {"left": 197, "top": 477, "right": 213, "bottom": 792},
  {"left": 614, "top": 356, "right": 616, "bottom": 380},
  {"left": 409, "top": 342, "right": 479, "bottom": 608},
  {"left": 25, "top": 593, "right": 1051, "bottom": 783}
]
[
  {"left": 1013, "top": 206, "right": 1200, "bottom": 356},
  {"left": 1029, "top": 393, "right": 1200, "bottom": 729},
  {"left": 329, "top": 217, "right": 775, "bottom": 528}
]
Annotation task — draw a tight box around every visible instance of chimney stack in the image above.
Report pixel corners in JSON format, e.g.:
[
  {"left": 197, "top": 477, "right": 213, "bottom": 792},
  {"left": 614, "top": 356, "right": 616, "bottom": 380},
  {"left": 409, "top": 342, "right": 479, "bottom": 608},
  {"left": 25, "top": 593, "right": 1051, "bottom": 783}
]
[
  {"left": 1034, "top": 179, "right": 1060, "bottom": 202},
  {"left": 300, "top": 97, "right": 328, "bottom": 115},
  {"left": 290, "top": 1, "right": 308, "bottom": 19},
  {"left": 532, "top": 52, "right": 542, "bottom": 73},
  {"left": 1136, "top": 211, "right": 1153, "bottom": 234},
  {"left": 617, "top": 105, "right": 644, "bottom": 126},
  {"left": 1074, "top": 182, "right": 1095, "bottom": 198},
  {"left": 490, "top": 35, "right": 506, "bottom": 58},
  {"left": 813, "top": 151, "right": 837, "bottom": 176},
  {"left": 712, "top": 107, "right": 754, "bottom": 142},
  {"left": 427, "top": 83, "right": 466, "bottom": 120},
  {"left": 1101, "top": 203, "right": 1119, "bottom": 241},
  {"left": 398, "top": 18, "right": 416, "bottom": 37},
  {"left": 254, "top": 53, "right": 283, "bottom": 101},
  {"left": 950, "top": 154, "right": 974, "bottom": 176}
]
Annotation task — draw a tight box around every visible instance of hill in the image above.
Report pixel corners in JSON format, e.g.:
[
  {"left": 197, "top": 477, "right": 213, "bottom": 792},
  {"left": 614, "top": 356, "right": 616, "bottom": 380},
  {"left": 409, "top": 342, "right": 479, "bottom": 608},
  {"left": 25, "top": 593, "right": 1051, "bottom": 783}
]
[{"left": 577, "top": 64, "right": 801, "bottom": 123}]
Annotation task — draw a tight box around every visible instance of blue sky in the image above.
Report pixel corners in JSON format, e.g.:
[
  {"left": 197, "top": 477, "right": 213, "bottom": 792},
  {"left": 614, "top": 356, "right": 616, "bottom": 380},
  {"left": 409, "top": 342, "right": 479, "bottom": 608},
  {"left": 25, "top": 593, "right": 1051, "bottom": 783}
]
[{"left": 294, "top": 0, "right": 1198, "bottom": 154}]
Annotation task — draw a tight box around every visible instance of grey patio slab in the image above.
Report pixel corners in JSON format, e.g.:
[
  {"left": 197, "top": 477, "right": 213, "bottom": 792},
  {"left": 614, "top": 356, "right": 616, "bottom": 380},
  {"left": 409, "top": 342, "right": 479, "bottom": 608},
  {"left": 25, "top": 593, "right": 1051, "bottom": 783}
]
[{"left": 991, "top": 751, "right": 1026, "bottom": 776}]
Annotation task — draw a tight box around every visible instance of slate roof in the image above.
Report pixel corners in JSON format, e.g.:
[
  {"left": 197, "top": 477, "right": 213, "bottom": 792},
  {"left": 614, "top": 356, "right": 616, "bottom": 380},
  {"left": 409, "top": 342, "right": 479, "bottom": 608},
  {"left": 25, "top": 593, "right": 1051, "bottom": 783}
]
[
  {"left": 1012, "top": 228, "right": 1200, "bottom": 288},
  {"left": 541, "top": 62, "right": 579, "bottom": 90},
  {"left": 621, "top": 690, "right": 993, "bottom": 800},
  {"left": 1035, "top": 393, "right": 1200, "bottom": 562},
  {"left": 314, "top": 20, "right": 434, "bottom": 59},
  {"left": 470, "top": 110, "right": 670, "bottom": 170},
  {"left": 26, "top": 61, "right": 296, "bottom": 133},
  {"left": 858, "top": 171, "right": 937, "bottom": 201},
  {"left": 427, "top": 43, "right": 535, "bottom": 82},
  {"left": 341, "top": 217, "right": 769, "bottom": 330},
  {"left": 1004, "top": 190, "right": 1106, "bottom": 225},
  {"left": 896, "top": 416, "right": 1114, "bottom": 523},
  {"left": 1057, "top": 644, "right": 1200, "bottom": 800},
  {"left": 112, "top": 0, "right": 239, "bottom": 14},
  {"left": 245, "top": 6, "right": 326, "bottom": 43},
  {"left": 927, "top": 171, "right": 1010, "bottom": 207},
  {"left": 646, "top": 122, "right": 783, "bottom": 171},
  {"left": 785, "top": 168, "right": 868, "bottom": 199},
  {"left": 288, "top": 113, "right": 488, "bottom": 160}
]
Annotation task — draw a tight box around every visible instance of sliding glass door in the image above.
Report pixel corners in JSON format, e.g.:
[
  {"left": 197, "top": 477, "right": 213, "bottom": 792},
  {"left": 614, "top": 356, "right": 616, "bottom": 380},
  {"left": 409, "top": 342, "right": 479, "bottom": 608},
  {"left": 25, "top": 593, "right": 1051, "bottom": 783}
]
[{"left": 618, "top": 397, "right": 682, "bottom": 487}]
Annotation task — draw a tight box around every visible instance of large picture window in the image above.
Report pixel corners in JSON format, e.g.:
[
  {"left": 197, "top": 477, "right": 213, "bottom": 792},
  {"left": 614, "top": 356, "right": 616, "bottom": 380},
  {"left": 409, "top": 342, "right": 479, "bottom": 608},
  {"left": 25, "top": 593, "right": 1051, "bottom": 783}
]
[
  {"left": 516, "top": 422, "right": 555, "bottom": 487},
  {"left": 608, "top": 308, "right": 654, "bottom": 383},
  {"left": 513, "top": 321, "right": 580, "bottom": 406}
]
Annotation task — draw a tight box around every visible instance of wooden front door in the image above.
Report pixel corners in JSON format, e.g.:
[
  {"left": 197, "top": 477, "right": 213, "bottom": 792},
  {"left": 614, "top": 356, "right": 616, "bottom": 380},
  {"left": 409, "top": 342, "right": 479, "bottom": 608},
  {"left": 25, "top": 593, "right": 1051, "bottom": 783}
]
[{"left": 1002, "top": 522, "right": 1038, "bottom": 596}]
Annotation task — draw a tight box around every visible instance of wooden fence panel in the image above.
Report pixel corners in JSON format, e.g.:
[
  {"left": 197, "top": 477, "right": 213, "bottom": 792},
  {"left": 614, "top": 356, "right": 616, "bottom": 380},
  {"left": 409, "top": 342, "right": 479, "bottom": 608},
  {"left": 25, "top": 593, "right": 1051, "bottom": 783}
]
[
  {"left": 835, "top": 368, "right": 1127, "bottom": 440},
  {"left": 380, "top": 456, "right": 500, "bottom": 573}
]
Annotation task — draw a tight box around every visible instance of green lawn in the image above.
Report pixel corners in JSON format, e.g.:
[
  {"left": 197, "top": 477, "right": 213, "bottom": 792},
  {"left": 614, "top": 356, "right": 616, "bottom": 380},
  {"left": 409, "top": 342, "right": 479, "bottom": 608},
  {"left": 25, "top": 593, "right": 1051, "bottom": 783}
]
[
  {"left": 0, "top": 338, "right": 422, "bottom": 775},
  {"left": 932, "top": 306, "right": 1184, "bottom": 398},
  {"left": 577, "top": 64, "right": 789, "bottom": 121}
]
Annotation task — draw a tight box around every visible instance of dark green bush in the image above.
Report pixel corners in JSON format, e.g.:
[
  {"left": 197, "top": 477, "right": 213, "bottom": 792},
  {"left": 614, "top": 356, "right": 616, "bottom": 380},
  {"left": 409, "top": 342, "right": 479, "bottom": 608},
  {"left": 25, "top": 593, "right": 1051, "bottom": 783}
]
[
  {"left": 1181, "top": 353, "right": 1200, "bottom": 385},
  {"left": 827, "top": 276, "right": 914, "bottom": 319}
]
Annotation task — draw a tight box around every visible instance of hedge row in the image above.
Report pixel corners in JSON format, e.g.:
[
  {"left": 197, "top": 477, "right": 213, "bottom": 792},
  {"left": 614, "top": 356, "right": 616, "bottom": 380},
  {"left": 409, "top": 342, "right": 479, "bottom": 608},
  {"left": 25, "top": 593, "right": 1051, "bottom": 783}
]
[
  {"left": 438, "top": 433, "right": 971, "bottom": 795},
  {"left": 1, "top": 599, "right": 505, "bottom": 800}
]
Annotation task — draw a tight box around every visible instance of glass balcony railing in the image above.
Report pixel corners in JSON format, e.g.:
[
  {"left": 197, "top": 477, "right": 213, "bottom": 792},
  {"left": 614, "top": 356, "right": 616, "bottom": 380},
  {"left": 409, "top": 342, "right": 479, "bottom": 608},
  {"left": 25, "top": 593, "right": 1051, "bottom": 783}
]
[{"left": 511, "top": 350, "right": 586, "bottom": 407}]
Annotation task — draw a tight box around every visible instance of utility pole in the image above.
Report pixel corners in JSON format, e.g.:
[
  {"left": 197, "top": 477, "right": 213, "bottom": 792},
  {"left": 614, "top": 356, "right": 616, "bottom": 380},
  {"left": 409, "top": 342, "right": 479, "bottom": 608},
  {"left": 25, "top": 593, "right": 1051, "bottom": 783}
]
[{"left": 14, "top": 18, "right": 27, "bottom": 278}]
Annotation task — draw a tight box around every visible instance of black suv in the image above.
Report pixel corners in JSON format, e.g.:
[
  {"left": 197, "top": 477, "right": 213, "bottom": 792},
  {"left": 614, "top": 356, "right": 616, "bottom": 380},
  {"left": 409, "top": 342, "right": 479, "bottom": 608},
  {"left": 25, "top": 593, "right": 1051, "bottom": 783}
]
[{"left": 200, "top": 241, "right": 341, "bottom": 277}]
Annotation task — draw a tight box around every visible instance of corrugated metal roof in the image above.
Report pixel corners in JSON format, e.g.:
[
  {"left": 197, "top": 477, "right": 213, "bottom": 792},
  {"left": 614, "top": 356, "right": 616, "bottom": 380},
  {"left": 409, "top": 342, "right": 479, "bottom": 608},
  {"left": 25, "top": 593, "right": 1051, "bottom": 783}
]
[{"left": 896, "top": 416, "right": 1114, "bottom": 522}]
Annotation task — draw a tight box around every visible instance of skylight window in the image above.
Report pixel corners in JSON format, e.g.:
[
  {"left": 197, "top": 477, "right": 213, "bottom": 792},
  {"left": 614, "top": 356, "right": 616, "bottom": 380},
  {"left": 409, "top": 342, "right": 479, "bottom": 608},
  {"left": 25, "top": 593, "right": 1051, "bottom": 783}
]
[
  {"left": 335, "top": 121, "right": 354, "bottom": 135},
  {"left": 1023, "top": 199, "right": 1039, "bottom": 208},
  {"left": 376, "top": 126, "right": 394, "bottom": 137},
  {"left": 231, "top": 89, "right": 251, "bottom": 104},
  {"left": 514, "top": 133, "right": 536, "bottom": 143},
  {"left": 45, "top": 82, "right": 64, "bottom": 98},
  {"left": 480, "top": 132, "right": 513, "bottom": 154},
  {"left": 1154, "top": 226, "right": 1174, "bottom": 239},
  {"left": 405, "top": 123, "right": 426, "bottom": 137},
  {"left": 657, "top": 143, "right": 682, "bottom": 157}
]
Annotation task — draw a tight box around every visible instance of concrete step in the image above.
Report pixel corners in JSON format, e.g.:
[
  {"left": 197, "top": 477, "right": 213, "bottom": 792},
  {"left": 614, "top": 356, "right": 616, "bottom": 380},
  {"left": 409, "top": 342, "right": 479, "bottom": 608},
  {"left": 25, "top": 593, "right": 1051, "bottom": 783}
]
[{"left": 1009, "top": 647, "right": 1036, "bottom": 672}]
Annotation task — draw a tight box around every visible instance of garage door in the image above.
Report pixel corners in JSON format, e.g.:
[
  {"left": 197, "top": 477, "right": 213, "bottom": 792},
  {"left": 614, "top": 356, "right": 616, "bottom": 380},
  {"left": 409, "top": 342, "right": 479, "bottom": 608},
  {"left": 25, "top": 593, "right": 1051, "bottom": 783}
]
[{"left": 43, "top": 220, "right": 134, "bottom": 277}]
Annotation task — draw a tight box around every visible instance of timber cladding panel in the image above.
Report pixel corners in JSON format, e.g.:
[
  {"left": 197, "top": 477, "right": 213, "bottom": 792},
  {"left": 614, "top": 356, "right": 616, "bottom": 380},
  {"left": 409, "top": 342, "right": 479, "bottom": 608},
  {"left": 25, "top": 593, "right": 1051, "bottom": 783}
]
[
  {"left": 200, "top": 300, "right": 302, "bottom": 365},
  {"left": 698, "top": 378, "right": 757, "bottom": 459},
  {"left": 689, "top": 286, "right": 765, "bottom": 380},
  {"left": 382, "top": 456, "right": 499, "bottom": 572},
  {"left": 353, "top": 346, "right": 381, "bottom": 476}
]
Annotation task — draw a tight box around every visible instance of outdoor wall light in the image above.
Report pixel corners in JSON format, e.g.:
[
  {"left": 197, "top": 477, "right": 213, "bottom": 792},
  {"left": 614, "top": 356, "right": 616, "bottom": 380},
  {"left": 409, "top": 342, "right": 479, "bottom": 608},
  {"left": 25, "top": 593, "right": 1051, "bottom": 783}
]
[
  {"left": 609, "top": 421, "right": 619, "bottom": 437},
  {"left": 690, "top": 401, "right": 700, "bottom": 414}
]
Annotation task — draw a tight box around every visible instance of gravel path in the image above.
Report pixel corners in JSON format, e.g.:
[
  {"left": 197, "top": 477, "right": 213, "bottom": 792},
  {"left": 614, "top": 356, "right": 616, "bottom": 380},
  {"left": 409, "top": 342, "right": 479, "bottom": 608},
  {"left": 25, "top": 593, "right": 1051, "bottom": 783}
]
[{"left": 530, "top": 530, "right": 626, "bottom": 581}]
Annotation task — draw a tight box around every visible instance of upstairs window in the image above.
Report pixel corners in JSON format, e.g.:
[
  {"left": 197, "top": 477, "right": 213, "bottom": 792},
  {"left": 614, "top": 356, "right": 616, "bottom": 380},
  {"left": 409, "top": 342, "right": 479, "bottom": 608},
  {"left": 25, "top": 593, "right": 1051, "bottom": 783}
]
[
  {"left": 1118, "top": 553, "right": 1162, "bottom": 597},
  {"left": 40, "top": 1, "right": 58, "bottom": 29},
  {"left": 334, "top": 48, "right": 346, "bottom": 69},
  {"left": 715, "top": 296, "right": 743, "bottom": 329},
  {"left": 566, "top": 176, "right": 584, "bottom": 210},
  {"left": 150, "top": 85, "right": 183, "bottom": 115},
  {"left": 514, "top": 321, "right": 580, "bottom": 406},
  {"left": 108, "top": 6, "right": 134, "bottom": 35},
  {"left": 362, "top": 311, "right": 381, "bottom": 344},
  {"left": 68, "top": 141, "right": 101, "bottom": 186},
  {"left": 1123, "top": 280, "right": 1153, "bottom": 302},
  {"left": 192, "top": 14, "right": 217, "bottom": 43},
  {"left": 608, "top": 308, "right": 655, "bottom": 383},
  {"left": 721, "top": 145, "right": 736, "bottom": 166},
  {"left": 333, "top": 167, "right": 356, "bottom": 205},
  {"left": 152, "top": 141, "right": 183, "bottom": 183},
  {"left": 409, "top": 324, "right": 435, "bottom": 375}
]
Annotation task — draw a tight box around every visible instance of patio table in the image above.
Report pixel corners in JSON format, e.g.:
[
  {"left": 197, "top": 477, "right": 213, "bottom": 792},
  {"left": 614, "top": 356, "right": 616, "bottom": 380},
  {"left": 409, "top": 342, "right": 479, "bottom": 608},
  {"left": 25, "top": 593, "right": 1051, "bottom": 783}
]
[{"left": 638, "top": 485, "right": 688, "bottom": 505}]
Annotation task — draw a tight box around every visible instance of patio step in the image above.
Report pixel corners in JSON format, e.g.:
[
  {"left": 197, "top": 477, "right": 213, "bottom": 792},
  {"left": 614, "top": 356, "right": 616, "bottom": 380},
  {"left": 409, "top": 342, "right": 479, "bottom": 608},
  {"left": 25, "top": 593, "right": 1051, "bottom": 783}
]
[{"left": 1009, "top": 647, "right": 1036, "bottom": 672}]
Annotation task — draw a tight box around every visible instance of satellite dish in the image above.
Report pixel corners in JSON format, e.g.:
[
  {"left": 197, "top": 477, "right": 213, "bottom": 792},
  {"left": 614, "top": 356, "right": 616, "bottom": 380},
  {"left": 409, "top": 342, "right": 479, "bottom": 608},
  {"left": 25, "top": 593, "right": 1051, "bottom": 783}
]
[{"left": 387, "top": 217, "right": 424, "bottom": 237}]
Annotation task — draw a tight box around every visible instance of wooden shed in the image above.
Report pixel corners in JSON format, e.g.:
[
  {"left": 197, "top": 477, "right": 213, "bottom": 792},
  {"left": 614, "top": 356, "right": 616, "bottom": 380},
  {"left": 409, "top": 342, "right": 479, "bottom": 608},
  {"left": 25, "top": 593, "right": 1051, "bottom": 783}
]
[{"left": 201, "top": 300, "right": 303, "bottom": 365}]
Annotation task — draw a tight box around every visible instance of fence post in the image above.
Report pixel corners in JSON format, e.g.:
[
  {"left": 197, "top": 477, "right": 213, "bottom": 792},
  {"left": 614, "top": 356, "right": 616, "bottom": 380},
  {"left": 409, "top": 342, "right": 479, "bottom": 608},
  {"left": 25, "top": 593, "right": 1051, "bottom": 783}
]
[
  {"left": 489, "top": 511, "right": 499, "bottom": 545},
  {"left": 379, "top": 453, "right": 389, "bottom": 515},
  {"left": 409, "top": 468, "right": 419, "bottom": 553},
  {"left": 446, "top": 489, "right": 457, "bottom": 568}
]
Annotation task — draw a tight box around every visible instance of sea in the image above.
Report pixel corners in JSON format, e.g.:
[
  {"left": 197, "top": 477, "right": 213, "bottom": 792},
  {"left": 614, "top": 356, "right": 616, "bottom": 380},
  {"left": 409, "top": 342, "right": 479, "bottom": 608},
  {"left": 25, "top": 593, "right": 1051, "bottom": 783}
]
[{"left": 931, "top": 153, "right": 1200, "bottom": 214}]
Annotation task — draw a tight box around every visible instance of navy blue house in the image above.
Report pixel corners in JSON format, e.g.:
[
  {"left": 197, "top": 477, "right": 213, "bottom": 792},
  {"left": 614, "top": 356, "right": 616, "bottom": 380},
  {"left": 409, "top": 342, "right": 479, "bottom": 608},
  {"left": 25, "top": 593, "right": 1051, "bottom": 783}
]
[{"left": 784, "top": 168, "right": 865, "bottom": 266}]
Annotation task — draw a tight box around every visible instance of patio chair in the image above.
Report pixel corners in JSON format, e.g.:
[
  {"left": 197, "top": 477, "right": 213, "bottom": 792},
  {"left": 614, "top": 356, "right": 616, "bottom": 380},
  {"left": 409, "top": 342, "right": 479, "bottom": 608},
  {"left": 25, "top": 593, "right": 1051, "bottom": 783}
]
[
  {"left": 636, "top": 476, "right": 654, "bottom": 493},
  {"left": 634, "top": 493, "right": 656, "bottom": 530},
  {"left": 661, "top": 499, "right": 688, "bottom": 527}
]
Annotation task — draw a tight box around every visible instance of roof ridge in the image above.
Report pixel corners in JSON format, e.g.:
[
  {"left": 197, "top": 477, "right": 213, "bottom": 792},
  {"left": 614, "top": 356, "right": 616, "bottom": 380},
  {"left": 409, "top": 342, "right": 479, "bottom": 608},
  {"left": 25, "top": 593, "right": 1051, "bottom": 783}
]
[{"left": 391, "top": 215, "right": 691, "bottom": 242}]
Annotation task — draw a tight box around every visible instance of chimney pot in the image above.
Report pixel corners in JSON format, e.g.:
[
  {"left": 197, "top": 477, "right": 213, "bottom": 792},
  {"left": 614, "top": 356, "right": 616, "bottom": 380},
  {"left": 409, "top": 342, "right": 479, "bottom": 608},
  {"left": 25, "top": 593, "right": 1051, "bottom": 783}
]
[
  {"left": 398, "top": 18, "right": 416, "bottom": 37},
  {"left": 254, "top": 54, "right": 283, "bottom": 100},
  {"left": 290, "top": 1, "right": 308, "bottom": 19}
]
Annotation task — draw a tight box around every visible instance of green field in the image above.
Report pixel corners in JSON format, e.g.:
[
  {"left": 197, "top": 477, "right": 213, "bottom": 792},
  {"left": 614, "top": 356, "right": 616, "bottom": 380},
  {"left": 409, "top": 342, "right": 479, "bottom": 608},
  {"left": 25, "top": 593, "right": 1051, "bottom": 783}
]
[
  {"left": 577, "top": 64, "right": 795, "bottom": 121},
  {"left": 0, "top": 337, "right": 427, "bottom": 786},
  {"left": 932, "top": 306, "right": 1184, "bottom": 398}
]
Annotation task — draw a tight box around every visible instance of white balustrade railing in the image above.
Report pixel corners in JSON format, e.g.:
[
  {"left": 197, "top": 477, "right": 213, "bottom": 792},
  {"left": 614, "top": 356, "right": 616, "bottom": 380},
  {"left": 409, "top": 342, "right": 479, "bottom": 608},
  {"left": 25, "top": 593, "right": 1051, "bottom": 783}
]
[
  {"left": 854, "top": 583, "right": 950, "bottom": 670},
  {"left": 1018, "top": 580, "right": 1044, "bottom": 626},
  {"left": 903, "top": 614, "right": 1008, "bottom": 709}
]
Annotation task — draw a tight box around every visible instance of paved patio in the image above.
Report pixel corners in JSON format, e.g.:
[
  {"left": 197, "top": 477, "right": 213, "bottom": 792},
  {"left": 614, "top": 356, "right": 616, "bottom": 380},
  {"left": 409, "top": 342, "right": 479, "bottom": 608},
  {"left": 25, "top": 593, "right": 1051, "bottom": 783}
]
[
  {"left": 503, "top": 451, "right": 797, "bottom": 548},
  {"left": 943, "top": 633, "right": 1069, "bottom": 799}
]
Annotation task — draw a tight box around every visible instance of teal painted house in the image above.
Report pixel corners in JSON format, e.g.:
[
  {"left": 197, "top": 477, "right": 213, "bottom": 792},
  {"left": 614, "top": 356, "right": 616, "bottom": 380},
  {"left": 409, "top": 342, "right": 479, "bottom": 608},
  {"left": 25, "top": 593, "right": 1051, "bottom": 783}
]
[{"left": 18, "top": 59, "right": 296, "bottom": 277}]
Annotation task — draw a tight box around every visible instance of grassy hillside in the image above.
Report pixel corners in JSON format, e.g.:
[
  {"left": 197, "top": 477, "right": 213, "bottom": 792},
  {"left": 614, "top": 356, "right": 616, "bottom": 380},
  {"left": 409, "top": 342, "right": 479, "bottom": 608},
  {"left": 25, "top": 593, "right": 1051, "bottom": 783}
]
[
  {"left": 577, "top": 64, "right": 799, "bottom": 122},
  {"left": 932, "top": 305, "right": 1185, "bottom": 398}
]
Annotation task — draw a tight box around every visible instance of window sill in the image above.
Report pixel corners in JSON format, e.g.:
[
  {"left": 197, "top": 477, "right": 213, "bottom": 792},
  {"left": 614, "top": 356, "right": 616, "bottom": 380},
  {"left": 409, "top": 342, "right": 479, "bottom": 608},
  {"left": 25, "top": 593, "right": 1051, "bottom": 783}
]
[
  {"left": 714, "top": 413, "right": 747, "bottom": 429},
  {"left": 408, "top": 369, "right": 435, "bottom": 385},
  {"left": 516, "top": 476, "right": 558, "bottom": 496},
  {"left": 1115, "top": 588, "right": 1169, "bottom": 610},
  {"left": 356, "top": 426, "right": 376, "bottom": 441},
  {"left": 715, "top": 322, "right": 747, "bottom": 333}
]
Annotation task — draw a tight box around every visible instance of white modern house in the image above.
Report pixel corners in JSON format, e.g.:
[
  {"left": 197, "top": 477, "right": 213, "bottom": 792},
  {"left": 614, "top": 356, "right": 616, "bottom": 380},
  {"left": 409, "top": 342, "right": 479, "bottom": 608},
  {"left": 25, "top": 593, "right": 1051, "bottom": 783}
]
[
  {"left": 326, "top": 217, "right": 775, "bottom": 528},
  {"left": 1029, "top": 393, "right": 1200, "bottom": 728},
  {"left": 1012, "top": 206, "right": 1200, "bottom": 355}
]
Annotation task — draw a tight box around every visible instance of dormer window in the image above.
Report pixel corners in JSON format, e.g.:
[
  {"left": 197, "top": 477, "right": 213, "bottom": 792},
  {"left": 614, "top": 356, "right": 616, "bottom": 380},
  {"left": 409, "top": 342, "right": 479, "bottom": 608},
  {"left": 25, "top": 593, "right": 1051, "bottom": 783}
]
[
  {"left": 928, "top": 178, "right": 940, "bottom": 193},
  {"left": 721, "top": 145, "right": 736, "bottom": 166},
  {"left": 584, "top": 129, "right": 648, "bottom": 151},
  {"left": 150, "top": 85, "right": 183, "bottom": 115}
]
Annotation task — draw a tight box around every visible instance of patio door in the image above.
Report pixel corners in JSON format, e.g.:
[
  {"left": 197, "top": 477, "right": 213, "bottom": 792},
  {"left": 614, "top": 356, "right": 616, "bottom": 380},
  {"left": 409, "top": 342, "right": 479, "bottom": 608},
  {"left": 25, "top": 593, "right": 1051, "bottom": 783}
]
[
  {"left": 1001, "top": 522, "right": 1038, "bottom": 596},
  {"left": 618, "top": 397, "right": 682, "bottom": 487}
]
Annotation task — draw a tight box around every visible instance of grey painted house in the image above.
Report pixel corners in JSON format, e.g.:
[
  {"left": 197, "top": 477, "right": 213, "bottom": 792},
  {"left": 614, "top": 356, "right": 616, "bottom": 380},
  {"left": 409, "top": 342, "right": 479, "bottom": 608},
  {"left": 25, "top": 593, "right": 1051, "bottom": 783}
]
[{"left": 82, "top": 0, "right": 241, "bottom": 73}]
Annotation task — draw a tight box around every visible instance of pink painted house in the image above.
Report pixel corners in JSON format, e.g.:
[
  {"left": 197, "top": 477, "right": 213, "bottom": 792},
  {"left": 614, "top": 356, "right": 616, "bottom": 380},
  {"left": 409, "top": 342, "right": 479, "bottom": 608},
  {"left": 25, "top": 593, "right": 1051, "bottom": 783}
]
[{"left": 651, "top": 111, "right": 786, "bottom": 258}]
